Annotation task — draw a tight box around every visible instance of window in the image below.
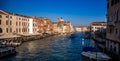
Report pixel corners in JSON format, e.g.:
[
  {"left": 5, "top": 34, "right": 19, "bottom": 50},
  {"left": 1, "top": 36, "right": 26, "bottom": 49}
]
[
  {"left": 119, "top": 44, "right": 120, "bottom": 54},
  {"left": 6, "top": 20, "right": 8, "bottom": 25},
  {"left": 16, "top": 22, "right": 18, "bottom": 26},
  {"left": 119, "top": 29, "right": 120, "bottom": 36},
  {"left": 10, "top": 16, "right": 12, "bottom": 19},
  {"left": 10, "top": 28, "right": 12, "bottom": 32},
  {"left": 0, "top": 20, "right": 1, "bottom": 25},
  {"left": 10, "top": 21, "right": 12, "bottom": 25},
  {"left": 19, "top": 28, "right": 21, "bottom": 32},
  {"left": 115, "top": 28, "right": 118, "bottom": 34},
  {"left": 16, "top": 28, "right": 18, "bottom": 33},
  {"left": 0, "top": 15, "right": 2, "bottom": 18},
  {"left": 19, "top": 18, "right": 21, "bottom": 20},
  {"left": 6, "top": 28, "right": 8, "bottom": 33},
  {"left": 6, "top": 16, "right": 8, "bottom": 18},
  {"left": 116, "top": 10, "right": 119, "bottom": 21},
  {"left": 111, "top": 0, "right": 120, "bottom": 6},
  {"left": 0, "top": 28, "right": 2, "bottom": 33},
  {"left": 19, "top": 22, "right": 21, "bottom": 26},
  {"left": 108, "top": 28, "right": 112, "bottom": 33}
]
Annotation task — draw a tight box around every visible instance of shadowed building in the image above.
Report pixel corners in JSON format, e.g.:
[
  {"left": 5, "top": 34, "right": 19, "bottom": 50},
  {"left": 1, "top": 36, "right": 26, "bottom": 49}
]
[{"left": 106, "top": 0, "right": 120, "bottom": 56}]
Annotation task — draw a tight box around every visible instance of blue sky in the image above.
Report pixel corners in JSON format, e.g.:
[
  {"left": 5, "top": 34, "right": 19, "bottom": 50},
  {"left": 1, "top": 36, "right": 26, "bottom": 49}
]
[{"left": 0, "top": 0, "right": 107, "bottom": 26}]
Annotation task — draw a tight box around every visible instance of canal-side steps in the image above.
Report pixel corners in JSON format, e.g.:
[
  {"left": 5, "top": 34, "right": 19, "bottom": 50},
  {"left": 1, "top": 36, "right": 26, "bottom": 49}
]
[{"left": 0, "top": 42, "right": 17, "bottom": 58}]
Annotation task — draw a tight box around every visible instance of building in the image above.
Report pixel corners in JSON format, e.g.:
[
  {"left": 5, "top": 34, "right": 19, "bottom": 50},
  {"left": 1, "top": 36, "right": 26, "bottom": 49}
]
[
  {"left": 75, "top": 26, "right": 90, "bottom": 32},
  {"left": 57, "top": 17, "right": 72, "bottom": 33},
  {"left": 37, "top": 17, "right": 53, "bottom": 34},
  {"left": 52, "top": 17, "right": 73, "bottom": 34},
  {"left": 52, "top": 22, "right": 58, "bottom": 33},
  {"left": 106, "top": 0, "right": 120, "bottom": 55},
  {"left": 0, "top": 10, "right": 38, "bottom": 36},
  {"left": 90, "top": 22, "right": 107, "bottom": 32}
]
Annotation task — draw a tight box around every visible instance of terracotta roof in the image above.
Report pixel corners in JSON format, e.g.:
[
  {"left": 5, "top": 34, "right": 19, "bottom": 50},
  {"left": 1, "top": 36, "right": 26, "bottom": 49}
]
[
  {"left": 91, "top": 22, "right": 106, "bottom": 23},
  {"left": 91, "top": 22, "right": 107, "bottom": 26}
]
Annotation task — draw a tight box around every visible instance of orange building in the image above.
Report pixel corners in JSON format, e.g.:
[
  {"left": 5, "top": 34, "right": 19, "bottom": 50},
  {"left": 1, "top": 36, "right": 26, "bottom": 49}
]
[{"left": 37, "top": 17, "right": 53, "bottom": 34}]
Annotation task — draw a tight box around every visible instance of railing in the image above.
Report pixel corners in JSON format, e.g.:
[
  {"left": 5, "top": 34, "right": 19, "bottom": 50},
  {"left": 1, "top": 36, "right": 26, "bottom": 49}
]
[{"left": 107, "top": 21, "right": 115, "bottom": 26}]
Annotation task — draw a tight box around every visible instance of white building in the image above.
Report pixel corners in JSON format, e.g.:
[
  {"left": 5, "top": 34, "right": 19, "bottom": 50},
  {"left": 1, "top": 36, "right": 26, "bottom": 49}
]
[
  {"left": 0, "top": 10, "right": 38, "bottom": 36},
  {"left": 52, "top": 17, "right": 74, "bottom": 34},
  {"left": 90, "top": 22, "right": 107, "bottom": 32},
  {"left": 75, "top": 26, "right": 90, "bottom": 32}
]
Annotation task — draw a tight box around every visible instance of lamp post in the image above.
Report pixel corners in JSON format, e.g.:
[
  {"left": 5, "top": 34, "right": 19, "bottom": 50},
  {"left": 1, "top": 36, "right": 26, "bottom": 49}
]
[
  {"left": 82, "top": 38, "right": 84, "bottom": 50},
  {"left": 95, "top": 41, "right": 98, "bottom": 61}
]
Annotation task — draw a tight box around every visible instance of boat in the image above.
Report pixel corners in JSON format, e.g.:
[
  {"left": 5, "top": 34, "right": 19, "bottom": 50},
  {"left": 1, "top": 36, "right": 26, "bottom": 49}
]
[
  {"left": 70, "top": 33, "right": 76, "bottom": 38},
  {"left": 0, "top": 43, "right": 17, "bottom": 58},
  {"left": 81, "top": 47, "right": 111, "bottom": 61},
  {"left": 81, "top": 35, "right": 90, "bottom": 39},
  {"left": 81, "top": 51, "right": 111, "bottom": 61}
]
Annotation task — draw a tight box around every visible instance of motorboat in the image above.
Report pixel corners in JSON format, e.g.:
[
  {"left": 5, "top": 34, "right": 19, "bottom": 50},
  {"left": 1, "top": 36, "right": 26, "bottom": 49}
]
[
  {"left": 0, "top": 43, "right": 16, "bottom": 58},
  {"left": 70, "top": 33, "right": 76, "bottom": 38},
  {"left": 81, "top": 51, "right": 111, "bottom": 61},
  {"left": 81, "top": 47, "right": 111, "bottom": 61}
]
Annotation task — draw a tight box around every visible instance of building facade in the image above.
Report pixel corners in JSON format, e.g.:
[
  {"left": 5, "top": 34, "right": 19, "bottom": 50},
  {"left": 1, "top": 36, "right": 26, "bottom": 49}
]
[
  {"left": 90, "top": 22, "right": 107, "bottom": 32},
  {"left": 0, "top": 10, "right": 38, "bottom": 36},
  {"left": 37, "top": 17, "right": 53, "bottom": 34},
  {"left": 57, "top": 17, "right": 72, "bottom": 33},
  {"left": 52, "top": 22, "right": 58, "bottom": 33},
  {"left": 106, "top": 0, "right": 120, "bottom": 55},
  {"left": 75, "top": 26, "right": 90, "bottom": 32},
  {"left": 52, "top": 17, "right": 74, "bottom": 34}
]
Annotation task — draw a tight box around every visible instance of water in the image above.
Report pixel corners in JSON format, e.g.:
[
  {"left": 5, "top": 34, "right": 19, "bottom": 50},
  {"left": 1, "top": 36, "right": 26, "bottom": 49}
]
[{"left": 1, "top": 32, "right": 96, "bottom": 61}]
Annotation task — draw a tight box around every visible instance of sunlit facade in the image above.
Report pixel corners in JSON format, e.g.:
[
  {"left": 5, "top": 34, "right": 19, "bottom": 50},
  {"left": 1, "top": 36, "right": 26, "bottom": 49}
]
[
  {"left": 0, "top": 10, "right": 38, "bottom": 36},
  {"left": 90, "top": 22, "right": 106, "bottom": 32},
  {"left": 75, "top": 26, "right": 90, "bottom": 32},
  {"left": 37, "top": 17, "right": 53, "bottom": 34},
  {"left": 57, "top": 17, "right": 72, "bottom": 33}
]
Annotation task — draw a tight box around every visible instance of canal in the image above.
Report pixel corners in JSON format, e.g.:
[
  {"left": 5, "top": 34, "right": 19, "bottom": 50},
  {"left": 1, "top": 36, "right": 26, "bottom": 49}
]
[{"left": 1, "top": 32, "right": 96, "bottom": 61}]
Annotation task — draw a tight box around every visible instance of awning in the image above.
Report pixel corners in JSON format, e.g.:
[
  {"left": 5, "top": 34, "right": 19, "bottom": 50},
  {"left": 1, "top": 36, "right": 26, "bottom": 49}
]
[
  {"left": 20, "top": 33, "right": 42, "bottom": 36},
  {"left": 0, "top": 35, "right": 21, "bottom": 39}
]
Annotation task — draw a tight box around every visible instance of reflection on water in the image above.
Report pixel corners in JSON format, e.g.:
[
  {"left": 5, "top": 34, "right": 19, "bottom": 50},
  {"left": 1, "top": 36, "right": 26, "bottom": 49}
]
[{"left": 1, "top": 32, "right": 95, "bottom": 61}]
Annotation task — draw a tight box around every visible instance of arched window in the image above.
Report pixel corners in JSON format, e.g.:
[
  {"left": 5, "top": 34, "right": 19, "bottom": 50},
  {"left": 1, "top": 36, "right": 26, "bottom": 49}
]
[
  {"left": 0, "top": 15, "right": 2, "bottom": 18},
  {"left": 0, "top": 20, "right": 1, "bottom": 25},
  {"left": 0, "top": 28, "right": 2, "bottom": 33},
  {"left": 10, "top": 20, "right": 12, "bottom": 25}
]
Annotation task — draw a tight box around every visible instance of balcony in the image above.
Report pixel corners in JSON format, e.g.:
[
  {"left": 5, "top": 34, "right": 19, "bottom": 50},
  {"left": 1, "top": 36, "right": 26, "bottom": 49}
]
[{"left": 107, "top": 21, "right": 115, "bottom": 26}]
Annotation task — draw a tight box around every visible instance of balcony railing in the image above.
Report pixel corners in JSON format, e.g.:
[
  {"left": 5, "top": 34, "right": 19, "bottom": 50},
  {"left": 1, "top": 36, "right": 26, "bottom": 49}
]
[{"left": 107, "top": 21, "right": 115, "bottom": 26}]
